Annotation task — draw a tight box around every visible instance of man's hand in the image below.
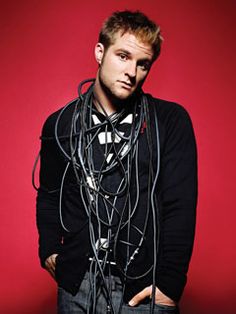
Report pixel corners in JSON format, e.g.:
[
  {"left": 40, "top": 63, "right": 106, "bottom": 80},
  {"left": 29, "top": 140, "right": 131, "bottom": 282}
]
[
  {"left": 45, "top": 254, "right": 58, "bottom": 279},
  {"left": 128, "top": 285, "right": 176, "bottom": 307}
]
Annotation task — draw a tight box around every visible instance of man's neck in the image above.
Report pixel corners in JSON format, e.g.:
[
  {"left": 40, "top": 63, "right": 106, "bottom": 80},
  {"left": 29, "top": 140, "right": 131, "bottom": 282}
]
[{"left": 93, "top": 77, "right": 119, "bottom": 116}]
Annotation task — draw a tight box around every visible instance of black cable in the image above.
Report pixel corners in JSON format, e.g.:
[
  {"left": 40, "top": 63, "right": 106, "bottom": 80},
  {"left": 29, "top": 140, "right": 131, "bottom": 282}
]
[{"left": 34, "top": 79, "right": 161, "bottom": 313}]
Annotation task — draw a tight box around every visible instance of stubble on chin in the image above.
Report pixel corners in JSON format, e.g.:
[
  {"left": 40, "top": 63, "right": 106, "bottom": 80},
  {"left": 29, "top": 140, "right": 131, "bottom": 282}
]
[{"left": 100, "top": 78, "right": 129, "bottom": 103}]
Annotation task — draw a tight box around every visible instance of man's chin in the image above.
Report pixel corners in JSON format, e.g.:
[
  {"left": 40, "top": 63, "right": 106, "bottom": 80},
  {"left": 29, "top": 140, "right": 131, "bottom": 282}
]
[{"left": 113, "top": 89, "right": 135, "bottom": 101}]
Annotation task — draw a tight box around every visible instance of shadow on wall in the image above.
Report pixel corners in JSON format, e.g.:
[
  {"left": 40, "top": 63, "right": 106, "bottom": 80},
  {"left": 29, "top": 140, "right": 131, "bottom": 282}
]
[
  {"left": 35, "top": 291, "right": 57, "bottom": 314},
  {"left": 181, "top": 287, "right": 236, "bottom": 314},
  {"left": 37, "top": 296, "right": 56, "bottom": 314},
  {"left": 24, "top": 291, "right": 56, "bottom": 314}
]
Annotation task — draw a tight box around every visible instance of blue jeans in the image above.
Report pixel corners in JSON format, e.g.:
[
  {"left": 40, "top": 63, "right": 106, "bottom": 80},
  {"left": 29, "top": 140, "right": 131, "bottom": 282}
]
[{"left": 57, "top": 272, "right": 179, "bottom": 314}]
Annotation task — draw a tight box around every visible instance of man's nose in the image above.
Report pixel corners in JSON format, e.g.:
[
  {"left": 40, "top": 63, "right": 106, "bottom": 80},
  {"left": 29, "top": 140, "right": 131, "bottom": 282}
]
[{"left": 125, "top": 61, "right": 137, "bottom": 78}]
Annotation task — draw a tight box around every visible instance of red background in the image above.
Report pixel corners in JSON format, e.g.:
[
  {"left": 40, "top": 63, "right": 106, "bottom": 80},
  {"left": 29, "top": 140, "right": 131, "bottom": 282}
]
[{"left": 1, "top": 0, "right": 235, "bottom": 313}]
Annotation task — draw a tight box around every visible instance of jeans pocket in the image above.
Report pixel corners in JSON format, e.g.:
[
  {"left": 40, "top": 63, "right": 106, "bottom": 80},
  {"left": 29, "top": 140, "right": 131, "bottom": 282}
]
[
  {"left": 122, "top": 303, "right": 178, "bottom": 313},
  {"left": 155, "top": 303, "right": 179, "bottom": 313}
]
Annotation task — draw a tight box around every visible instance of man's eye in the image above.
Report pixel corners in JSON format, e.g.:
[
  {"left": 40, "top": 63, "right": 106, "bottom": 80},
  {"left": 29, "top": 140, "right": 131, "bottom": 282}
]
[
  {"left": 119, "top": 54, "right": 128, "bottom": 61},
  {"left": 138, "top": 63, "right": 150, "bottom": 71}
]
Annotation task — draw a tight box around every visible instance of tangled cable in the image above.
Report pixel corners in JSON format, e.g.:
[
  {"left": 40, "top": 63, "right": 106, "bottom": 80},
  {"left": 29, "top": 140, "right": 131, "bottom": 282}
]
[{"left": 33, "top": 79, "right": 161, "bottom": 314}]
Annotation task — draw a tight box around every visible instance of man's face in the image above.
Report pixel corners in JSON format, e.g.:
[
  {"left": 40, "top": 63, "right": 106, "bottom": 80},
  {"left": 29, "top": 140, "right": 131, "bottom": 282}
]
[{"left": 95, "top": 32, "right": 154, "bottom": 102}]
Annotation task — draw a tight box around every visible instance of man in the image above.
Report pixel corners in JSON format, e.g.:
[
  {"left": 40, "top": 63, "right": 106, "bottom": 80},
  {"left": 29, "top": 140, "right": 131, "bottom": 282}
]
[{"left": 36, "top": 10, "right": 197, "bottom": 314}]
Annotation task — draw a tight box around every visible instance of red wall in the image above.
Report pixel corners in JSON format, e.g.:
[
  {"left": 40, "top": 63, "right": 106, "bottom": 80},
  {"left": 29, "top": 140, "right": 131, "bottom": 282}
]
[{"left": 1, "top": 1, "right": 235, "bottom": 313}]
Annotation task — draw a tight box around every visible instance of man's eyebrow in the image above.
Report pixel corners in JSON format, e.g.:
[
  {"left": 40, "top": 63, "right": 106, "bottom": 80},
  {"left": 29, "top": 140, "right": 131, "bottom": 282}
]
[
  {"left": 115, "top": 49, "right": 132, "bottom": 55},
  {"left": 115, "top": 49, "right": 152, "bottom": 62}
]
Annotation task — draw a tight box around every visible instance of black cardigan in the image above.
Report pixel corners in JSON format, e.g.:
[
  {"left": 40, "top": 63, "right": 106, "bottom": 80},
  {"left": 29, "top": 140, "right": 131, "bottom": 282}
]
[{"left": 36, "top": 93, "right": 197, "bottom": 303}]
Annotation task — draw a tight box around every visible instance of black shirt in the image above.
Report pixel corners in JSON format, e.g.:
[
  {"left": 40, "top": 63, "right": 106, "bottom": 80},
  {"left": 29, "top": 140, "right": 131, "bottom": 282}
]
[{"left": 36, "top": 92, "right": 197, "bottom": 302}]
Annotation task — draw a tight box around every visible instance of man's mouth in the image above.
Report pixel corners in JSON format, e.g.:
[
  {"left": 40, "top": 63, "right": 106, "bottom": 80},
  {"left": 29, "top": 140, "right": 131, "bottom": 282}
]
[{"left": 118, "top": 81, "right": 133, "bottom": 89}]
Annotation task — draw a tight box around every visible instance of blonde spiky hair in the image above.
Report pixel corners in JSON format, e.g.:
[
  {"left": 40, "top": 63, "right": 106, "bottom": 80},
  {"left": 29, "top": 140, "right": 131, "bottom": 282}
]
[{"left": 99, "top": 10, "right": 163, "bottom": 61}]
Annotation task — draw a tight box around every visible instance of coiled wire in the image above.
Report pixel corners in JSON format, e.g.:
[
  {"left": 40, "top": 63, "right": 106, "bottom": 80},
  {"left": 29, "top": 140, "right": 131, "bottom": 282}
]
[{"left": 33, "top": 79, "right": 160, "bottom": 314}]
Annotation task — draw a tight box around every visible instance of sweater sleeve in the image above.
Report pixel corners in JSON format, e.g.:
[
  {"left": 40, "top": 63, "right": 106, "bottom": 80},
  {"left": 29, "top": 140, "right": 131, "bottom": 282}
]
[
  {"left": 36, "top": 113, "right": 65, "bottom": 268},
  {"left": 155, "top": 103, "right": 198, "bottom": 302}
]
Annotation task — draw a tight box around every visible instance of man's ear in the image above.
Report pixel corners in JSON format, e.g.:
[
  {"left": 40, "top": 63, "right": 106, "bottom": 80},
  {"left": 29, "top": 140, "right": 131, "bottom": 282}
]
[{"left": 95, "top": 43, "right": 105, "bottom": 65}]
